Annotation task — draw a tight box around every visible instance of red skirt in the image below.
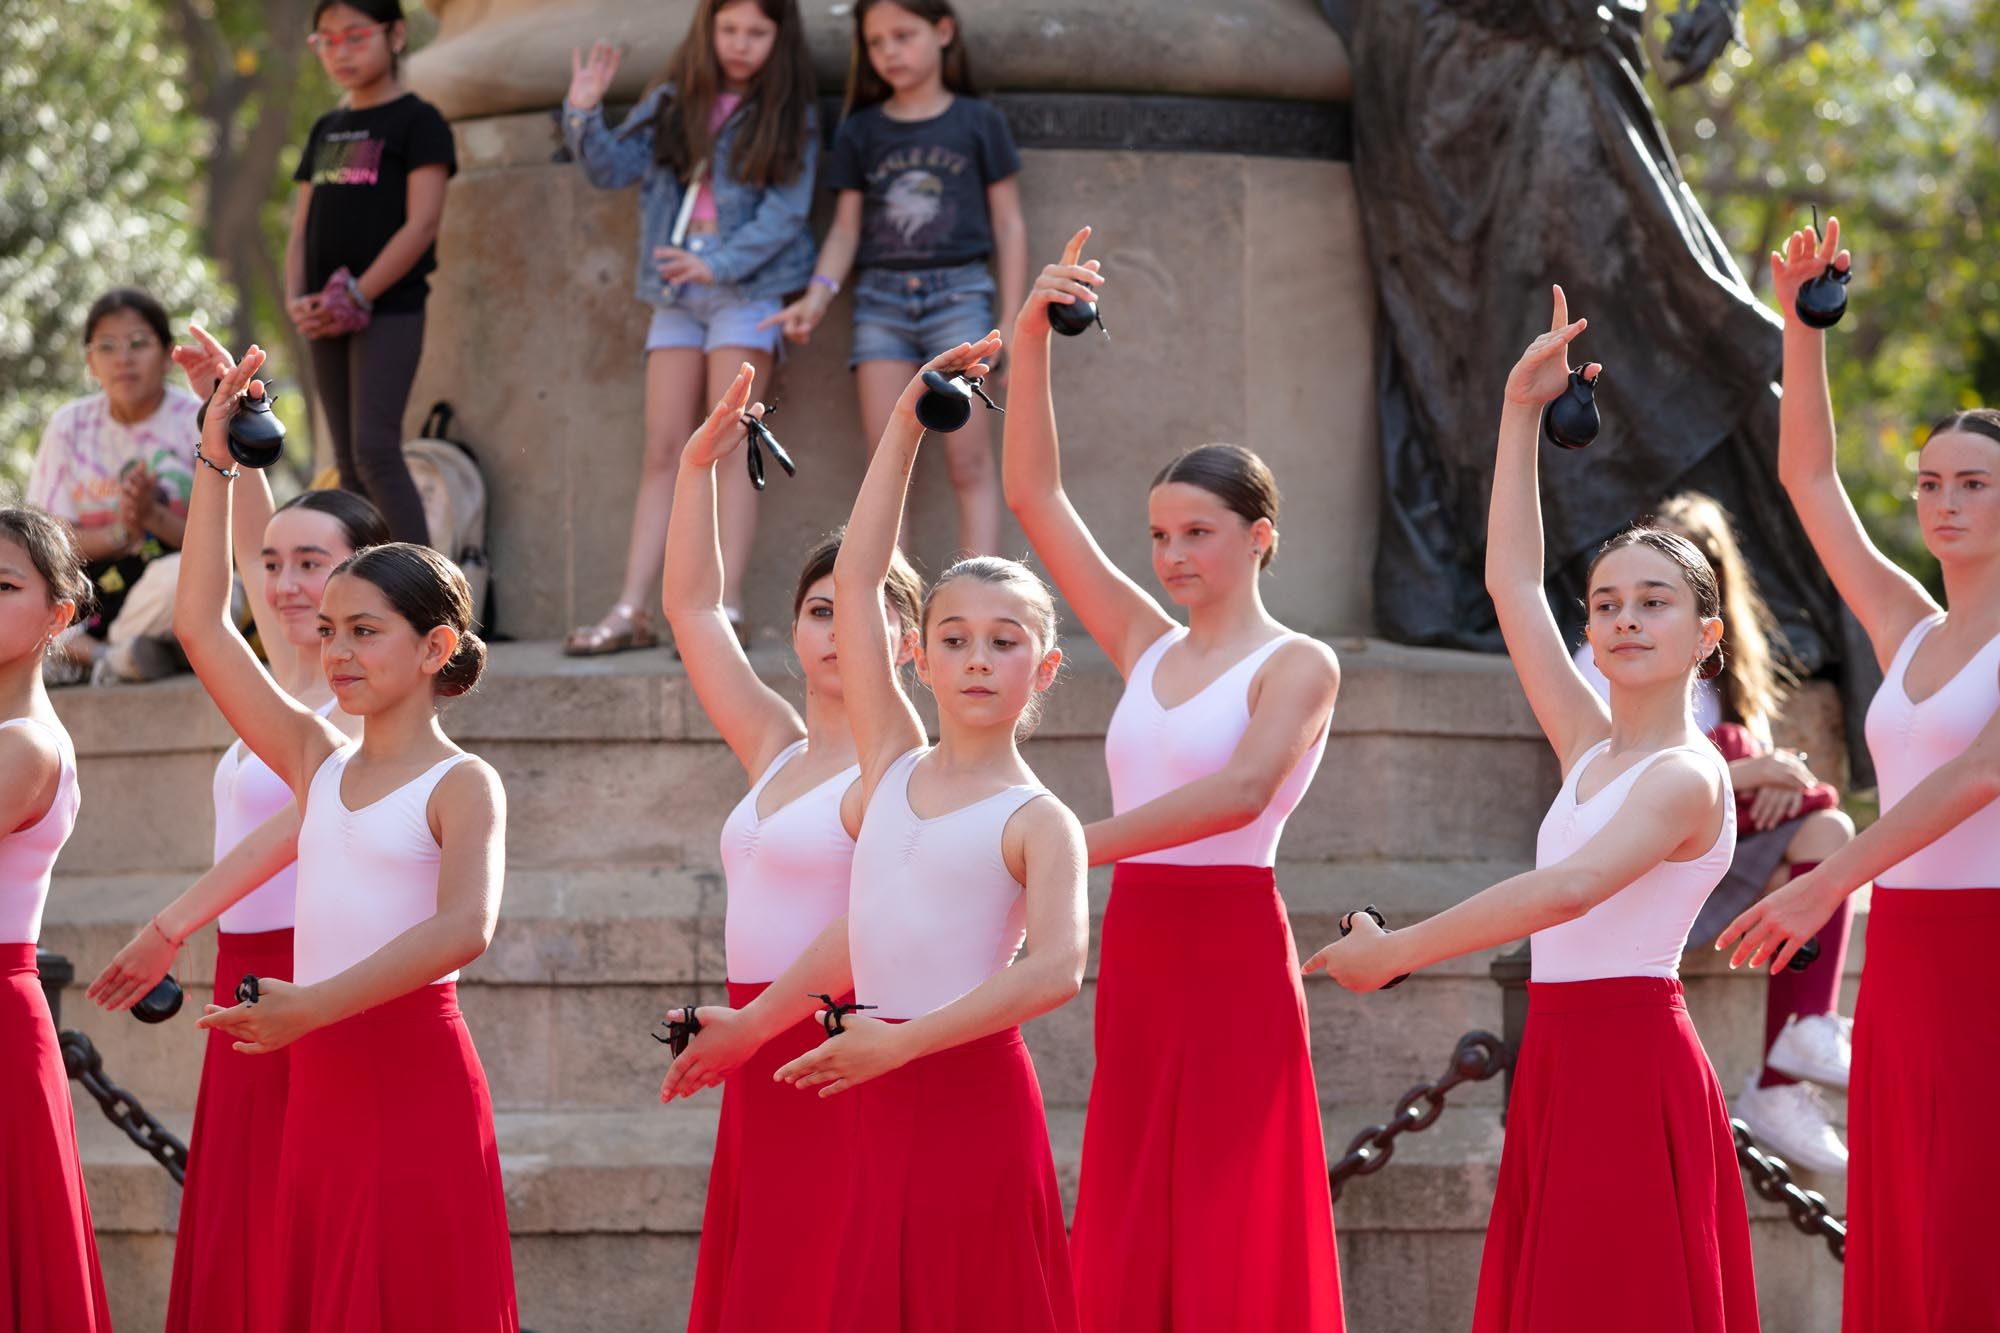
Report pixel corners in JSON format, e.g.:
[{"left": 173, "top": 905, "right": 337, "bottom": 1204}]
[
  {"left": 687, "top": 980, "right": 857, "bottom": 1332},
  {"left": 1071, "top": 863, "right": 1342, "bottom": 1331},
  {"left": 829, "top": 1026, "right": 1076, "bottom": 1333},
  {"left": 1844, "top": 887, "right": 2000, "bottom": 1332},
  {"left": 166, "top": 927, "right": 294, "bottom": 1333},
  {"left": 1473, "top": 976, "right": 1758, "bottom": 1333},
  {"left": 0, "top": 943, "right": 111, "bottom": 1332},
  {"left": 264, "top": 982, "right": 516, "bottom": 1332}
]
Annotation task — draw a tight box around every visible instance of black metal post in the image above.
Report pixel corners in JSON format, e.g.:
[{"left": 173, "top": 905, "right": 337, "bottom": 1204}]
[
  {"left": 36, "top": 946, "right": 71, "bottom": 1023},
  {"left": 1488, "top": 941, "right": 1530, "bottom": 1118}
]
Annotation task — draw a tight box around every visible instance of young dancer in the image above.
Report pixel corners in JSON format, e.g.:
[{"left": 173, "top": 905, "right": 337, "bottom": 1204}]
[
  {"left": 288, "top": 0, "right": 456, "bottom": 545},
  {"left": 764, "top": 0, "right": 1025, "bottom": 556},
  {"left": 1571, "top": 491, "right": 1856, "bottom": 1173},
  {"left": 1310, "top": 288, "right": 1757, "bottom": 1331},
  {"left": 88, "top": 383, "right": 387, "bottom": 1331},
  {"left": 1001, "top": 229, "right": 1344, "bottom": 1329},
  {"left": 670, "top": 333, "right": 1087, "bottom": 1332},
  {"left": 653, "top": 362, "right": 923, "bottom": 1330},
  {"left": 1719, "top": 220, "right": 2000, "bottom": 1331},
  {"left": 172, "top": 330, "right": 516, "bottom": 1330},
  {"left": 560, "top": 0, "right": 817, "bottom": 653},
  {"left": 0, "top": 507, "right": 109, "bottom": 1330}
]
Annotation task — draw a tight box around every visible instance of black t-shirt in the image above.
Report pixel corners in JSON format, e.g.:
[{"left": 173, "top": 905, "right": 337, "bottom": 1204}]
[
  {"left": 294, "top": 93, "right": 457, "bottom": 314},
  {"left": 825, "top": 97, "right": 1021, "bottom": 271}
]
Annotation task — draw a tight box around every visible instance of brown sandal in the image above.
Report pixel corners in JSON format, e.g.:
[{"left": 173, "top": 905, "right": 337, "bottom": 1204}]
[{"left": 563, "top": 603, "right": 660, "bottom": 657}]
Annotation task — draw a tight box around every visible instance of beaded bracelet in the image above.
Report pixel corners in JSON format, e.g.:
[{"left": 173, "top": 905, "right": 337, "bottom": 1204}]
[{"left": 193, "top": 448, "right": 239, "bottom": 481}]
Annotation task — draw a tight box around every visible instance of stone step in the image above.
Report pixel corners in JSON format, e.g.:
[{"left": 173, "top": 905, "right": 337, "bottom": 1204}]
[
  {"left": 79, "top": 1097, "right": 1848, "bottom": 1333},
  {"left": 40, "top": 859, "right": 1866, "bottom": 1118},
  {"left": 48, "top": 636, "right": 1563, "bottom": 875}
]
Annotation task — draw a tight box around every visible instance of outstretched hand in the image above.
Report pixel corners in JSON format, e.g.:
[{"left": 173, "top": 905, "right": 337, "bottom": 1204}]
[
  {"left": 682, "top": 362, "right": 762, "bottom": 469},
  {"left": 567, "top": 40, "right": 621, "bottom": 111},
  {"left": 1301, "top": 910, "right": 1404, "bottom": 993},
  {"left": 176, "top": 324, "right": 269, "bottom": 446},
  {"left": 1714, "top": 864, "right": 1846, "bottom": 973},
  {"left": 1503, "top": 285, "right": 1599, "bottom": 409},
  {"left": 1769, "top": 217, "right": 1850, "bottom": 327},
  {"left": 193, "top": 978, "right": 324, "bottom": 1055},
  {"left": 1015, "top": 226, "right": 1104, "bottom": 338},
  {"left": 891, "top": 330, "right": 1004, "bottom": 424},
  {"left": 771, "top": 1013, "right": 912, "bottom": 1098}
]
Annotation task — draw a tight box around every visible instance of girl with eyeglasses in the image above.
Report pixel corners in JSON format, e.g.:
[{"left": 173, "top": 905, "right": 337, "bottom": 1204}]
[
  {"left": 28, "top": 287, "right": 198, "bottom": 684},
  {"left": 286, "top": 0, "right": 456, "bottom": 547}
]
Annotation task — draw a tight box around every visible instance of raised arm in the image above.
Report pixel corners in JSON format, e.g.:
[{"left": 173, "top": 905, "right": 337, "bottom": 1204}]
[
  {"left": 1768, "top": 219, "right": 1936, "bottom": 664},
  {"left": 196, "top": 759, "right": 506, "bottom": 1054},
  {"left": 86, "top": 803, "right": 303, "bottom": 1012},
  {"left": 834, "top": 336, "right": 1007, "bottom": 788},
  {"left": 169, "top": 329, "right": 344, "bottom": 798},
  {"left": 1083, "top": 639, "right": 1338, "bottom": 864},
  {"left": 175, "top": 330, "right": 290, "bottom": 680},
  {"left": 1718, "top": 698, "right": 2000, "bottom": 971},
  {"left": 1486, "top": 285, "right": 1612, "bottom": 770},
  {"left": 1307, "top": 753, "right": 1722, "bottom": 990},
  {"left": 661, "top": 363, "right": 805, "bottom": 776},
  {"left": 1004, "top": 227, "right": 1176, "bottom": 674},
  {"left": 773, "top": 794, "right": 1088, "bottom": 1097}
]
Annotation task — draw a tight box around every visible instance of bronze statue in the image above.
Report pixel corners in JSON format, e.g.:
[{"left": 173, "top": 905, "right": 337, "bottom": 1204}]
[{"left": 1347, "top": 0, "right": 1846, "bottom": 690}]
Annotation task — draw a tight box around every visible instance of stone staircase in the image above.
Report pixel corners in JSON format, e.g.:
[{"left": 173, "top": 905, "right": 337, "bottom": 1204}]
[{"left": 43, "top": 637, "right": 1856, "bottom": 1331}]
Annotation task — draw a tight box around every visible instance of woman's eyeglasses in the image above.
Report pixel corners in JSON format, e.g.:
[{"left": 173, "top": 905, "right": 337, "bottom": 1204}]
[
  {"left": 88, "top": 336, "right": 159, "bottom": 358},
  {"left": 307, "top": 23, "right": 388, "bottom": 51}
]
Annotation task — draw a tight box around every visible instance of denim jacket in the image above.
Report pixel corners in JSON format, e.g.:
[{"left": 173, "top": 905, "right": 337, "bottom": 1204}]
[{"left": 562, "top": 85, "right": 818, "bottom": 306}]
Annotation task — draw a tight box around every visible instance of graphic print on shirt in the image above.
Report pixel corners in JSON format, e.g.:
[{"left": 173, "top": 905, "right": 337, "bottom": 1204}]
[
  {"left": 864, "top": 145, "right": 970, "bottom": 259},
  {"left": 309, "top": 130, "right": 386, "bottom": 187}
]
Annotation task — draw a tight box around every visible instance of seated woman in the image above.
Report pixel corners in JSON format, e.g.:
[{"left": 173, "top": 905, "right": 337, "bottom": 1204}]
[
  {"left": 1572, "top": 490, "right": 1855, "bottom": 1174},
  {"left": 28, "top": 287, "right": 199, "bottom": 684}
]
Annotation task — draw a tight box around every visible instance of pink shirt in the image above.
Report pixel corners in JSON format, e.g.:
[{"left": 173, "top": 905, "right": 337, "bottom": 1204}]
[{"left": 688, "top": 93, "right": 743, "bottom": 226}]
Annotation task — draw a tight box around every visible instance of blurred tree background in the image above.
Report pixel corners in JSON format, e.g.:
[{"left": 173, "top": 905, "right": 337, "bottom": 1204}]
[
  {"left": 1645, "top": 0, "right": 2000, "bottom": 593},
  {"left": 1, "top": 0, "right": 434, "bottom": 488}
]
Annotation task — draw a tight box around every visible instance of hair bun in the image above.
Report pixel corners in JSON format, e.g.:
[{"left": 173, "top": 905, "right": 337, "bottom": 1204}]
[{"left": 436, "top": 628, "right": 487, "bottom": 697}]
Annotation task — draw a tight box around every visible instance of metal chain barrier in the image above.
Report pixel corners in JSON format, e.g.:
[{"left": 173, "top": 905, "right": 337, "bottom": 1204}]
[
  {"left": 61, "top": 1029, "right": 189, "bottom": 1184},
  {"left": 36, "top": 949, "right": 190, "bottom": 1185},
  {"left": 1732, "top": 1120, "right": 1846, "bottom": 1262},
  {"left": 1328, "top": 1030, "right": 1513, "bottom": 1202}
]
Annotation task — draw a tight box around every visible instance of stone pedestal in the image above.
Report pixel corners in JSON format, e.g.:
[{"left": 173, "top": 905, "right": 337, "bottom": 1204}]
[{"left": 400, "top": 0, "right": 1376, "bottom": 641}]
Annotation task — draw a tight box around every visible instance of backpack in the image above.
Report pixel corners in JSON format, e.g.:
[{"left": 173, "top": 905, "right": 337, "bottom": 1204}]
[{"left": 405, "top": 403, "right": 493, "bottom": 632}]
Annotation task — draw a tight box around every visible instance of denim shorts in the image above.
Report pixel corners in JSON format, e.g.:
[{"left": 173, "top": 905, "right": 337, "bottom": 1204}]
[
  {"left": 849, "top": 262, "right": 997, "bottom": 368},
  {"left": 645, "top": 234, "right": 783, "bottom": 355}
]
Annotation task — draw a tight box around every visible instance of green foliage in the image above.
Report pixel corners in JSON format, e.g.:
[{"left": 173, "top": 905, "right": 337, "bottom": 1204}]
[
  {"left": 1648, "top": 0, "right": 2000, "bottom": 593},
  {"left": 0, "top": 0, "right": 225, "bottom": 489}
]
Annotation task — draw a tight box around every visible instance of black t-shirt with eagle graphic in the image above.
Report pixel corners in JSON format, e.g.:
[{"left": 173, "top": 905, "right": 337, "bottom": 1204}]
[{"left": 826, "top": 97, "right": 1021, "bottom": 271}]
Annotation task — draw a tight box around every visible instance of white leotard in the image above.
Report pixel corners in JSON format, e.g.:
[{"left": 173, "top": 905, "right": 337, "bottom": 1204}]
[
  {"left": 847, "top": 746, "right": 1048, "bottom": 1020},
  {"left": 1530, "top": 741, "right": 1736, "bottom": 982},
  {"left": 292, "top": 745, "right": 475, "bottom": 987},
  {"left": 211, "top": 700, "right": 337, "bottom": 935},
  {"left": 1863, "top": 612, "right": 2000, "bottom": 889},
  {"left": 1103, "top": 627, "right": 1328, "bottom": 867},
  {"left": 0, "top": 718, "right": 80, "bottom": 946},
  {"left": 718, "top": 740, "right": 858, "bottom": 984}
]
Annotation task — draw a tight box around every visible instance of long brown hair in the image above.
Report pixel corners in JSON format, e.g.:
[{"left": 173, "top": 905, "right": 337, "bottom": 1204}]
[
  {"left": 842, "top": 0, "right": 979, "bottom": 119},
  {"left": 648, "top": 0, "right": 815, "bottom": 189},
  {"left": 1647, "top": 491, "right": 1793, "bottom": 736}
]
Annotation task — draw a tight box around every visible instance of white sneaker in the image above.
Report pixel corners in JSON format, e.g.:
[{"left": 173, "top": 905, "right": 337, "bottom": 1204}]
[
  {"left": 1765, "top": 1012, "right": 1852, "bottom": 1090},
  {"left": 1736, "top": 1077, "right": 1848, "bottom": 1176}
]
